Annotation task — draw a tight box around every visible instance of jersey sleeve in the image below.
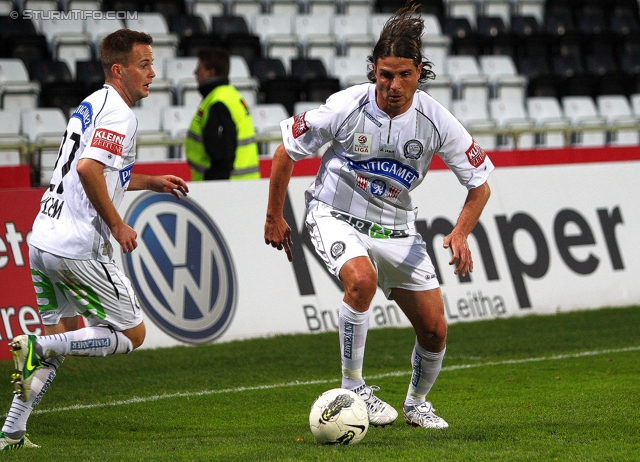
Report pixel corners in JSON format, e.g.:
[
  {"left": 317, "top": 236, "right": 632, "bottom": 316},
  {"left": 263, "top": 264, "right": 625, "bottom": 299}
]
[
  {"left": 435, "top": 105, "right": 494, "bottom": 189},
  {"left": 280, "top": 89, "right": 357, "bottom": 161},
  {"left": 82, "top": 102, "right": 136, "bottom": 170}
]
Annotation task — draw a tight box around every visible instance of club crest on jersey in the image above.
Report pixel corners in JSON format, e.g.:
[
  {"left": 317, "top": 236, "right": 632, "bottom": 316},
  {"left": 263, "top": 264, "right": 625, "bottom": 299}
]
[
  {"left": 71, "top": 101, "right": 93, "bottom": 133},
  {"left": 403, "top": 139, "right": 423, "bottom": 160},
  {"left": 292, "top": 112, "right": 309, "bottom": 139},
  {"left": 119, "top": 163, "right": 133, "bottom": 186},
  {"left": 331, "top": 241, "right": 346, "bottom": 259},
  {"left": 91, "top": 128, "right": 125, "bottom": 156},
  {"left": 465, "top": 138, "right": 487, "bottom": 168},
  {"left": 353, "top": 133, "right": 372, "bottom": 154},
  {"left": 370, "top": 179, "right": 386, "bottom": 196}
]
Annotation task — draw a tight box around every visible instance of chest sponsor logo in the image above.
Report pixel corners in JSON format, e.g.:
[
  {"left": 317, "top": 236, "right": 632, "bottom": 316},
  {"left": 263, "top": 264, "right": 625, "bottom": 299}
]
[
  {"left": 71, "top": 101, "right": 93, "bottom": 133},
  {"left": 119, "top": 163, "right": 133, "bottom": 187},
  {"left": 465, "top": 138, "right": 487, "bottom": 168},
  {"left": 123, "top": 194, "right": 237, "bottom": 344},
  {"left": 404, "top": 139, "right": 424, "bottom": 160},
  {"left": 348, "top": 157, "right": 419, "bottom": 189},
  {"left": 292, "top": 112, "right": 309, "bottom": 138},
  {"left": 91, "top": 128, "right": 125, "bottom": 156},
  {"left": 353, "top": 133, "right": 372, "bottom": 154}
]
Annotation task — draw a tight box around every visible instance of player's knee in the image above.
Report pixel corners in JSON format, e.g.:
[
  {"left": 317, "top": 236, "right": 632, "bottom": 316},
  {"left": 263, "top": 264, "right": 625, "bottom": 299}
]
[
  {"left": 344, "top": 273, "right": 377, "bottom": 303},
  {"left": 124, "top": 323, "right": 146, "bottom": 350}
]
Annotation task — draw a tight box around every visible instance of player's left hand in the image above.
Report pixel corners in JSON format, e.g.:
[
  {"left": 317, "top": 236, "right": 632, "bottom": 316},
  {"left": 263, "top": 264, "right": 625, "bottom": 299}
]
[
  {"left": 443, "top": 232, "right": 473, "bottom": 277},
  {"left": 148, "top": 175, "right": 189, "bottom": 199}
]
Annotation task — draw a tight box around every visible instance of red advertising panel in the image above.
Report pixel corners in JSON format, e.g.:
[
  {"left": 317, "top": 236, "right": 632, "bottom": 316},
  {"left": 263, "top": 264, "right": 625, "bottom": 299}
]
[{"left": 0, "top": 188, "right": 46, "bottom": 359}]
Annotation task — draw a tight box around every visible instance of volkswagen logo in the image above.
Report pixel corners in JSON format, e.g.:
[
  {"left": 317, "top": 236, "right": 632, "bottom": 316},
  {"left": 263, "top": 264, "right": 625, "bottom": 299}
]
[{"left": 122, "top": 193, "right": 237, "bottom": 344}]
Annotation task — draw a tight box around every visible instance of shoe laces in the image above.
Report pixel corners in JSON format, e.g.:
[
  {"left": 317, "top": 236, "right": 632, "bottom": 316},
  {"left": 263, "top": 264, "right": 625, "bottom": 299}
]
[{"left": 355, "top": 385, "right": 387, "bottom": 412}]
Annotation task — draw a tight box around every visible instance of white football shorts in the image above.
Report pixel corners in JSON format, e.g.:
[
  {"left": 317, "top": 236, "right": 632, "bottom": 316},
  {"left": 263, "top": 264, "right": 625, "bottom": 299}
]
[
  {"left": 305, "top": 203, "right": 440, "bottom": 298},
  {"left": 29, "top": 245, "right": 143, "bottom": 330}
]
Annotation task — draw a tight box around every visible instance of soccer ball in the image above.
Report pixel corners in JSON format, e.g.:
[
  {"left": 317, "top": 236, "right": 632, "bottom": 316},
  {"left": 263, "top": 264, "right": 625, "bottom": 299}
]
[{"left": 309, "top": 388, "right": 369, "bottom": 445}]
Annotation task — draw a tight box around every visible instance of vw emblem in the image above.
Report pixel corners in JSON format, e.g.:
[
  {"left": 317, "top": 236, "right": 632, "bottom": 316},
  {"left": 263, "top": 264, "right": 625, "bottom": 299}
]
[{"left": 122, "top": 193, "right": 237, "bottom": 344}]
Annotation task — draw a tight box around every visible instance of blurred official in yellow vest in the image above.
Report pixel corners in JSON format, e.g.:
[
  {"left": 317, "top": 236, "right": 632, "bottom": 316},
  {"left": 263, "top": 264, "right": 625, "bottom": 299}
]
[{"left": 185, "top": 48, "right": 260, "bottom": 180}]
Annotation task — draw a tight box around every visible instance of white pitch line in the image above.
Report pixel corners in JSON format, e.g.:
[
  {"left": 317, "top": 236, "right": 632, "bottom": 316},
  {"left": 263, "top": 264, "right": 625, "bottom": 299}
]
[{"left": 30, "top": 345, "right": 640, "bottom": 416}]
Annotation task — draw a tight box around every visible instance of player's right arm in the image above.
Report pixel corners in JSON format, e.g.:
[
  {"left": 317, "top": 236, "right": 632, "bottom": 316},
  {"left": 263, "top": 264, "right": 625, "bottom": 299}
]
[
  {"left": 264, "top": 143, "right": 295, "bottom": 262},
  {"left": 77, "top": 158, "right": 138, "bottom": 253}
]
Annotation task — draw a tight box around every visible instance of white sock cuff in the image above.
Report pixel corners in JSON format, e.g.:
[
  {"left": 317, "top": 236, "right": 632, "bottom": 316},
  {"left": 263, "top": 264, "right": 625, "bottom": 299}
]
[
  {"left": 415, "top": 340, "right": 446, "bottom": 361},
  {"left": 340, "top": 301, "right": 369, "bottom": 324}
]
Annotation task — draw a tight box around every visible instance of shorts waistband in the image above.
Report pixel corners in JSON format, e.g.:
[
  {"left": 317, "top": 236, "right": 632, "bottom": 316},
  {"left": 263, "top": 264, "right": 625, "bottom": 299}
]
[{"left": 330, "top": 211, "right": 409, "bottom": 239}]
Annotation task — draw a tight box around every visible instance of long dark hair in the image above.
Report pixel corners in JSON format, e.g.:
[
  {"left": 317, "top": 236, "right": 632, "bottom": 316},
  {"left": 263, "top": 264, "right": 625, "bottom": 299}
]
[{"left": 366, "top": 1, "right": 436, "bottom": 83}]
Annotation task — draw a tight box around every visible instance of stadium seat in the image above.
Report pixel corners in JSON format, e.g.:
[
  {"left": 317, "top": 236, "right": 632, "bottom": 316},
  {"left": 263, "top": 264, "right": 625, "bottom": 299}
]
[
  {"left": 447, "top": 0, "right": 478, "bottom": 29},
  {"left": 293, "top": 13, "right": 337, "bottom": 70},
  {"left": 126, "top": 13, "right": 179, "bottom": 63},
  {"left": 305, "top": 0, "right": 337, "bottom": 14},
  {"left": 169, "top": 15, "right": 208, "bottom": 42},
  {"left": 229, "top": 55, "right": 259, "bottom": 107},
  {"left": 576, "top": 4, "right": 607, "bottom": 35},
  {"left": 252, "top": 57, "right": 287, "bottom": 87},
  {"left": 163, "top": 56, "right": 199, "bottom": 106},
  {"left": 211, "top": 15, "right": 250, "bottom": 41},
  {"left": 293, "top": 100, "right": 323, "bottom": 114},
  {"left": 224, "top": 34, "right": 263, "bottom": 72},
  {"left": 0, "top": 58, "right": 40, "bottom": 111},
  {"left": 260, "top": 76, "right": 303, "bottom": 115},
  {"left": 251, "top": 103, "right": 289, "bottom": 156},
  {"left": 332, "top": 13, "right": 375, "bottom": 56},
  {"left": 160, "top": 105, "right": 193, "bottom": 158},
  {"left": 21, "top": 107, "right": 68, "bottom": 185},
  {"left": 420, "top": 77, "right": 454, "bottom": 110},
  {"left": 131, "top": 106, "right": 171, "bottom": 162},
  {"left": 0, "top": 108, "right": 26, "bottom": 165},
  {"left": 482, "top": 0, "right": 512, "bottom": 28},
  {"left": 269, "top": 0, "right": 300, "bottom": 15},
  {"left": 76, "top": 60, "right": 105, "bottom": 93},
  {"left": 488, "top": 98, "right": 535, "bottom": 149},
  {"left": 192, "top": 0, "right": 227, "bottom": 32},
  {"left": 83, "top": 18, "right": 125, "bottom": 56},
  {"left": 444, "top": 55, "right": 490, "bottom": 105},
  {"left": 230, "top": 0, "right": 265, "bottom": 27},
  {"left": 451, "top": 99, "right": 498, "bottom": 150},
  {"left": 253, "top": 14, "right": 299, "bottom": 72},
  {"left": 526, "top": 96, "right": 570, "bottom": 147},
  {"left": 479, "top": 55, "right": 527, "bottom": 101},
  {"left": 343, "top": 0, "right": 373, "bottom": 15},
  {"left": 150, "top": 0, "right": 187, "bottom": 24},
  {"left": 596, "top": 94, "right": 640, "bottom": 145},
  {"left": 303, "top": 76, "right": 341, "bottom": 103},
  {"left": 66, "top": 0, "right": 102, "bottom": 11},
  {"left": 544, "top": 5, "right": 575, "bottom": 36},
  {"left": 561, "top": 95, "right": 607, "bottom": 146},
  {"left": 510, "top": 15, "right": 539, "bottom": 37},
  {"left": 290, "top": 57, "right": 327, "bottom": 82},
  {"left": 513, "top": 0, "right": 545, "bottom": 26},
  {"left": 331, "top": 55, "right": 368, "bottom": 88},
  {"left": 160, "top": 105, "right": 193, "bottom": 136}
]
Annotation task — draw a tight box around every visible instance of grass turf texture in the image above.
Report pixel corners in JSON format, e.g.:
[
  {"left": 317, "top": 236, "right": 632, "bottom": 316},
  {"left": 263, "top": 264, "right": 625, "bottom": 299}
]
[{"left": 0, "top": 306, "right": 638, "bottom": 461}]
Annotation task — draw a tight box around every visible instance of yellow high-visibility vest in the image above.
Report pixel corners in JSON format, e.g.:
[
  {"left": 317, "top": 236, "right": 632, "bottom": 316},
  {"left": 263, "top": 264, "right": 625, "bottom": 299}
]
[{"left": 185, "top": 84, "right": 260, "bottom": 180}]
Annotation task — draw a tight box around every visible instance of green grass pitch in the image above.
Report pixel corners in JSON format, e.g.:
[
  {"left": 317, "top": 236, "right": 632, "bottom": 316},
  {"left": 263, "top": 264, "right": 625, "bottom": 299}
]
[{"left": 1, "top": 305, "right": 638, "bottom": 461}]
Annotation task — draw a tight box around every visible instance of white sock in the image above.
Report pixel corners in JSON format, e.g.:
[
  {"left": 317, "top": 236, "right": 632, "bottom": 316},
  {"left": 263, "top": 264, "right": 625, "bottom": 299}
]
[
  {"left": 2, "top": 356, "right": 64, "bottom": 439},
  {"left": 339, "top": 301, "right": 369, "bottom": 390},
  {"left": 36, "top": 326, "right": 133, "bottom": 358},
  {"left": 405, "top": 340, "right": 446, "bottom": 407}
]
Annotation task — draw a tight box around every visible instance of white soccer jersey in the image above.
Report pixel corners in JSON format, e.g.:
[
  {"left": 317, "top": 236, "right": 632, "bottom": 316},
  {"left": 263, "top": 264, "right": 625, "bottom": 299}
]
[
  {"left": 280, "top": 83, "right": 494, "bottom": 229},
  {"left": 30, "top": 85, "right": 138, "bottom": 262}
]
